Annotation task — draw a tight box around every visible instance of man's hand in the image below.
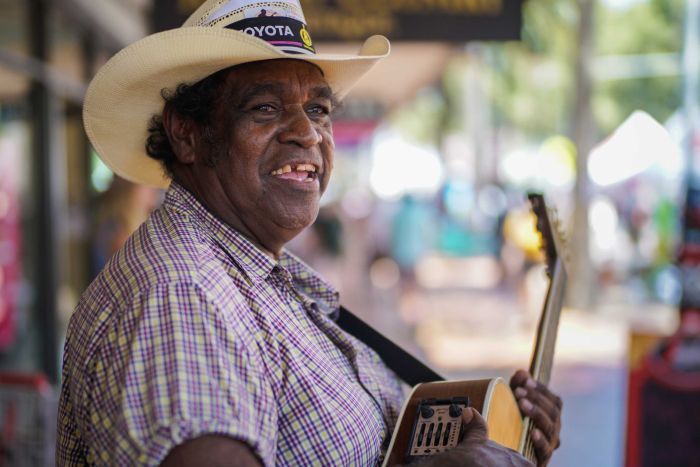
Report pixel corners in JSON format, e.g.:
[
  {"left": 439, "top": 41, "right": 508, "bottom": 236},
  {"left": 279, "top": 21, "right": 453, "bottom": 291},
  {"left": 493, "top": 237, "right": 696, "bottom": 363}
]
[
  {"left": 510, "top": 370, "right": 563, "bottom": 466},
  {"left": 408, "top": 407, "right": 533, "bottom": 466}
]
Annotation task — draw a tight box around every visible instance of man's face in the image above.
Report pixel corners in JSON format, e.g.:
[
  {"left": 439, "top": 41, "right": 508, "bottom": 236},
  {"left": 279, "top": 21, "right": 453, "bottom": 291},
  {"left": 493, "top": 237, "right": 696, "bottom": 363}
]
[{"left": 193, "top": 60, "right": 335, "bottom": 253}]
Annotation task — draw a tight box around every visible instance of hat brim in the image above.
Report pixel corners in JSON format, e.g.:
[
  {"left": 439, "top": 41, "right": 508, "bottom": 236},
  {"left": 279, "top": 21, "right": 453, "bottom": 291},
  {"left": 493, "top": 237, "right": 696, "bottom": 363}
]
[{"left": 83, "top": 27, "right": 390, "bottom": 188}]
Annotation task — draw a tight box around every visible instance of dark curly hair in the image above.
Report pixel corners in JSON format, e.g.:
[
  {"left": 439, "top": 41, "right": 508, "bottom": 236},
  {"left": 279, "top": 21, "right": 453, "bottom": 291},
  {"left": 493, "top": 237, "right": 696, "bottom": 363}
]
[{"left": 145, "top": 67, "right": 231, "bottom": 177}]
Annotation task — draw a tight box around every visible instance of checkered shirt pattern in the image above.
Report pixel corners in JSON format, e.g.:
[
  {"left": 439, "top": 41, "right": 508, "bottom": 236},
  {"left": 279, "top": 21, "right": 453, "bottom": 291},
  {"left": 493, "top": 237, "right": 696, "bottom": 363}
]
[{"left": 57, "top": 182, "right": 404, "bottom": 466}]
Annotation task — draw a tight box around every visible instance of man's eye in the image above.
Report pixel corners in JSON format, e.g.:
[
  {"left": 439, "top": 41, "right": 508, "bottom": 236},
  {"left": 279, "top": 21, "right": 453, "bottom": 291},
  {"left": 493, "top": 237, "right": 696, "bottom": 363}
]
[
  {"left": 307, "top": 105, "right": 330, "bottom": 115},
  {"left": 254, "top": 104, "right": 277, "bottom": 112}
]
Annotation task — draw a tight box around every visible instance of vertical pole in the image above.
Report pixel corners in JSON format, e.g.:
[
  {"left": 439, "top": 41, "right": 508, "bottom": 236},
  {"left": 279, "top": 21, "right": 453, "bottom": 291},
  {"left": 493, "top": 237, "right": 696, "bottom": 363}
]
[
  {"left": 568, "top": 0, "right": 595, "bottom": 310},
  {"left": 683, "top": 0, "right": 700, "bottom": 197},
  {"left": 29, "top": 0, "right": 59, "bottom": 382},
  {"left": 680, "top": 0, "right": 700, "bottom": 316},
  {"left": 464, "top": 42, "right": 494, "bottom": 189},
  {"left": 82, "top": 32, "right": 98, "bottom": 281}
]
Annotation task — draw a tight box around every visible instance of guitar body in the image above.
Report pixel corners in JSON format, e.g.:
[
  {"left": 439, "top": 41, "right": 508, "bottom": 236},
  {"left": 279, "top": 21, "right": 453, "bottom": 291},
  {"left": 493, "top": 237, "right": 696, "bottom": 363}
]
[{"left": 383, "top": 378, "right": 524, "bottom": 466}]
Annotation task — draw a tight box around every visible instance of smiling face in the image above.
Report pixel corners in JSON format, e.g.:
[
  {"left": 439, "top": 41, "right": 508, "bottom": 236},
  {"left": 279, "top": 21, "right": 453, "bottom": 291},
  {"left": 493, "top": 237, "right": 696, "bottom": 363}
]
[{"left": 166, "top": 59, "right": 336, "bottom": 257}]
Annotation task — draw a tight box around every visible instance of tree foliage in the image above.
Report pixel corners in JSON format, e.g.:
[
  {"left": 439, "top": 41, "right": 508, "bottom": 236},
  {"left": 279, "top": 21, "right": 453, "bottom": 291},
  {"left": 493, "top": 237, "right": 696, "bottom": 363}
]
[
  {"left": 485, "top": 0, "right": 684, "bottom": 139},
  {"left": 390, "top": 0, "right": 685, "bottom": 149},
  {"left": 594, "top": 0, "right": 684, "bottom": 133}
]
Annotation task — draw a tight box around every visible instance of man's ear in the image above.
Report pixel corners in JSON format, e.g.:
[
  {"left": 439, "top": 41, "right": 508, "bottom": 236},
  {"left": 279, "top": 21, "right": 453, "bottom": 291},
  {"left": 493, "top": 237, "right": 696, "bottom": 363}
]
[{"left": 162, "top": 104, "right": 198, "bottom": 165}]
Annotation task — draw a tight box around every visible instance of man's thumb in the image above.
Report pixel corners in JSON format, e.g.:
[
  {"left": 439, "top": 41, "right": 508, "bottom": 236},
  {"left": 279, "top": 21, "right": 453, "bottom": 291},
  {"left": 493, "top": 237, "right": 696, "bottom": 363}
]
[{"left": 461, "top": 407, "right": 489, "bottom": 443}]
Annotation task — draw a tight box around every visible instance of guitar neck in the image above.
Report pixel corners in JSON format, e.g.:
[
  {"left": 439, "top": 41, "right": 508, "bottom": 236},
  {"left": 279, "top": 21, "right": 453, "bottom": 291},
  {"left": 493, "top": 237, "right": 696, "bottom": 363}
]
[
  {"left": 529, "top": 259, "right": 567, "bottom": 386},
  {"left": 521, "top": 257, "right": 567, "bottom": 462}
]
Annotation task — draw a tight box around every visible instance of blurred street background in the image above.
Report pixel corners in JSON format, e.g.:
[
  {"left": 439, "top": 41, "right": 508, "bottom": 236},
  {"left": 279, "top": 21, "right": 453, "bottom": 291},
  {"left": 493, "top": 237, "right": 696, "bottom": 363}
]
[{"left": 1, "top": 0, "right": 699, "bottom": 465}]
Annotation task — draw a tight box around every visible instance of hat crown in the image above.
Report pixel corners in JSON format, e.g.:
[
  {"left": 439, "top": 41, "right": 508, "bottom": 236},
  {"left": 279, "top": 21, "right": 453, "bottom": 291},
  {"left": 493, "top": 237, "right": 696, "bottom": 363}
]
[{"left": 185, "top": 0, "right": 315, "bottom": 55}]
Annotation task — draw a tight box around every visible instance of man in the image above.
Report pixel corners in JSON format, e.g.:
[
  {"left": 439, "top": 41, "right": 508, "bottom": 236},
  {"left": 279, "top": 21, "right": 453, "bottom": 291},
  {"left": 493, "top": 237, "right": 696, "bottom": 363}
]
[{"left": 58, "top": 1, "right": 562, "bottom": 465}]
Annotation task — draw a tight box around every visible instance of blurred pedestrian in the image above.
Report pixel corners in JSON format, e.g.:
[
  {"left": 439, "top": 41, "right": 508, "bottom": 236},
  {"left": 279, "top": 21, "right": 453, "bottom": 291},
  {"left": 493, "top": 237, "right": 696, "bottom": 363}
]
[{"left": 390, "top": 195, "right": 436, "bottom": 284}]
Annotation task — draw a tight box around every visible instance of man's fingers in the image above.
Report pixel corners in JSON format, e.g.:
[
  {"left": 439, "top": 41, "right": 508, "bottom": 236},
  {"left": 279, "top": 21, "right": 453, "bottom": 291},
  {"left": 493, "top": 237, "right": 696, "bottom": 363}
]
[
  {"left": 461, "top": 406, "right": 475, "bottom": 424},
  {"left": 518, "top": 396, "right": 556, "bottom": 441},
  {"left": 513, "top": 381, "right": 562, "bottom": 441},
  {"left": 516, "top": 386, "right": 560, "bottom": 428},
  {"left": 511, "top": 371, "right": 563, "bottom": 466},
  {"left": 531, "top": 428, "right": 553, "bottom": 465},
  {"left": 511, "top": 371, "right": 563, "bottom": 414},
  {"left": 510, "top": 369, "right": 530, "bottom": 391},
  {"left": 460, "top": 408, "right": 489, "bottom": 444},
  {"left": 528, "top": 380, "right": 563, "bottom": 413}
]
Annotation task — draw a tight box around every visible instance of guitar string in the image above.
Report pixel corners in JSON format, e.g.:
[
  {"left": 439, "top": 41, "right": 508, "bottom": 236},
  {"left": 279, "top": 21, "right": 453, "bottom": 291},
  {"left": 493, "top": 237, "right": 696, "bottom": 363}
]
[{"left": 526, "top": 261, "right": 565, "bottom": 463}]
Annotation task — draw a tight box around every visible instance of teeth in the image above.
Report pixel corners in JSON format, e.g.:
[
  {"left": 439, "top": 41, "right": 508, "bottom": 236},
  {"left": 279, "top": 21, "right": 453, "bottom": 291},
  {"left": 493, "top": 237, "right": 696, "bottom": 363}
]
[
  {"left": 295, "top": 164, "right": 316, "bottom": 172},
  {"left": 271, "top": 163, "right": 318, "bottom": 175}
]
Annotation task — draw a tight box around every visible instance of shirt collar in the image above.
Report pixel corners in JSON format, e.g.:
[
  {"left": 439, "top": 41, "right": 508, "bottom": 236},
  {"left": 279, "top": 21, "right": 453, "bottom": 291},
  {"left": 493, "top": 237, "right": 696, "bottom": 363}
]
[
  {"left": 164, "top": 182, "right": 277, "bottom": 283},
  {"left": 278, "top": 251, "right": 340, "bottom": 316},
  {"left": 163, "top": 182, "right": 341, "bottom": 315}
]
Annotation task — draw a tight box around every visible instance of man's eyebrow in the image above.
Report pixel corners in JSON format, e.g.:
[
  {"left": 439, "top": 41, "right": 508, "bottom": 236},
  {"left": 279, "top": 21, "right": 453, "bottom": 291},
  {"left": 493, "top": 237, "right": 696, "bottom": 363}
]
[
  {"left": 310, "top": 85, "right": 334, "bottom": 100},
  {"left": 237, "top": 82, "right": 286, "bottom": 107},
  {"left": 310, "top": 85, "right": 340, "bottom": 108},
  {"left": 236, "top": 82, "right": 338, "bottom": 107}
]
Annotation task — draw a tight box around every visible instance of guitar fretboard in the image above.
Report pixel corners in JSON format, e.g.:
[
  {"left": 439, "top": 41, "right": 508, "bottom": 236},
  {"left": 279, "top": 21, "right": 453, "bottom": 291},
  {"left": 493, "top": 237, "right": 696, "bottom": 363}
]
[{"left": 530, "top": 260, "right": 567, "bottom": 385}]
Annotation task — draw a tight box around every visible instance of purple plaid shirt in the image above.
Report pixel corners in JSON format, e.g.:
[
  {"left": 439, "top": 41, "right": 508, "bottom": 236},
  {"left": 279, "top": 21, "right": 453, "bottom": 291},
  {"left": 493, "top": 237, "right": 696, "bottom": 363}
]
[{"left": 57, "top": 182, "right": 404, "bottom": 466}]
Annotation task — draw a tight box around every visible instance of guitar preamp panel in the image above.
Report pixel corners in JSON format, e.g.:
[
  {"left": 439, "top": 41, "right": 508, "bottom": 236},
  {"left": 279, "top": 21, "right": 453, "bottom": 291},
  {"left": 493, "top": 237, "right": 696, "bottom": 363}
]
[{"left": 406, "top": 397, "right": 469, "bottom": 460}]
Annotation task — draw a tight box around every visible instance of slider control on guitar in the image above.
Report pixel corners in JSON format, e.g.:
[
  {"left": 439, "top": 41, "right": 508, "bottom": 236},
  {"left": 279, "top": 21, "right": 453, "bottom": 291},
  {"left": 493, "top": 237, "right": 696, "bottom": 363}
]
[{"left": 406, "top": 397, "right": 470, "bottom": 461}]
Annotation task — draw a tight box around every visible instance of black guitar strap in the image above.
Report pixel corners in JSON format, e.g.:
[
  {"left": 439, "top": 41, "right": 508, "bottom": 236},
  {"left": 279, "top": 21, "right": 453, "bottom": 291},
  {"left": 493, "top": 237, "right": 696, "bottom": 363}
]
[{"left": 336, "top": 306, "right": 445, "bottom": 385}]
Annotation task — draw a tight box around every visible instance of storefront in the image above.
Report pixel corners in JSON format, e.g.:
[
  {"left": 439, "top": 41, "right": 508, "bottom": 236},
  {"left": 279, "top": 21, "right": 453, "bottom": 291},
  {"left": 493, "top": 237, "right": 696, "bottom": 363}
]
[{"left": 0, "top": 0, "right": 148, "bottom": 383}]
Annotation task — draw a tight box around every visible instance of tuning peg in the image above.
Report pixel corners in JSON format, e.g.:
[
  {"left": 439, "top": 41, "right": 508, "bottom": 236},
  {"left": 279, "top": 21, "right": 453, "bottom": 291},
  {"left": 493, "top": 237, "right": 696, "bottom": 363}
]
[
  {"left": 558, "top": 233, "right": 570, "bottom": 269},
  {"left": 549, "top": 208, "right": 560, "bottom": 225},
  {"left": 558, "top": 226, "right": 567, "bottom": 245}
]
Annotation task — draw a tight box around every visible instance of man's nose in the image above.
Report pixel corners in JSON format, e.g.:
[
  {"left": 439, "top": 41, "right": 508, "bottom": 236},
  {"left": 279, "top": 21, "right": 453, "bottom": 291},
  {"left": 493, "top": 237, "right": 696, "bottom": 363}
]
[{"left": 278, "top": 105, "right": 321, "bottom": 148}]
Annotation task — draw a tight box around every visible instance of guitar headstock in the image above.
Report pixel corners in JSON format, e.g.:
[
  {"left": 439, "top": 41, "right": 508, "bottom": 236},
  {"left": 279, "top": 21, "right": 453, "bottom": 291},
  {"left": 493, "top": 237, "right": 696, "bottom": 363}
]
[{"left": 528, "top": 193, "right": 568, "bottom": 278}]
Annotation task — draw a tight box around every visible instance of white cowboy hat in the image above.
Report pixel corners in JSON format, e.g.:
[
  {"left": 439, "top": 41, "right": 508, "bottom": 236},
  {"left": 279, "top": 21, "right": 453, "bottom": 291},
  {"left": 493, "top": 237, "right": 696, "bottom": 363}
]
[{"left": 83, "top": 0, "right": 390, "bottom": 188}]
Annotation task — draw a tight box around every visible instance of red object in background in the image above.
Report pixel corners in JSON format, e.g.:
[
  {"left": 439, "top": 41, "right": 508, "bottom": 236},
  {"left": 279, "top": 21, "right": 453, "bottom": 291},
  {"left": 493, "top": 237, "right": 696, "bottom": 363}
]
[
  {"left": 332, "top": 120, "right": 378, "bottom": 147},
  {"left": 625, "top": 311, "right": 700, "bottom": 467},
  {"left": 0, "top": 142, "right": 20, "bottom": 350}
]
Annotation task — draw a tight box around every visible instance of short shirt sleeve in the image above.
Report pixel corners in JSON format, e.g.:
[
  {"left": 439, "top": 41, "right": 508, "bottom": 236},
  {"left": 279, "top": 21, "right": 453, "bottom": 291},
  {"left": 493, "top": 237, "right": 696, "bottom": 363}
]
[{"left": 74, "top": 282, "right": 278, "bottom": 465}]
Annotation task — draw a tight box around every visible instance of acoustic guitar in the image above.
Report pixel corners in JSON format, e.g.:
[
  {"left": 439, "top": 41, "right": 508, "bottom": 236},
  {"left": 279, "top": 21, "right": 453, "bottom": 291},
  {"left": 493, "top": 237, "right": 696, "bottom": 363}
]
[{"left": 382, "top": 193, "right": 568, "bottom": 466}]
